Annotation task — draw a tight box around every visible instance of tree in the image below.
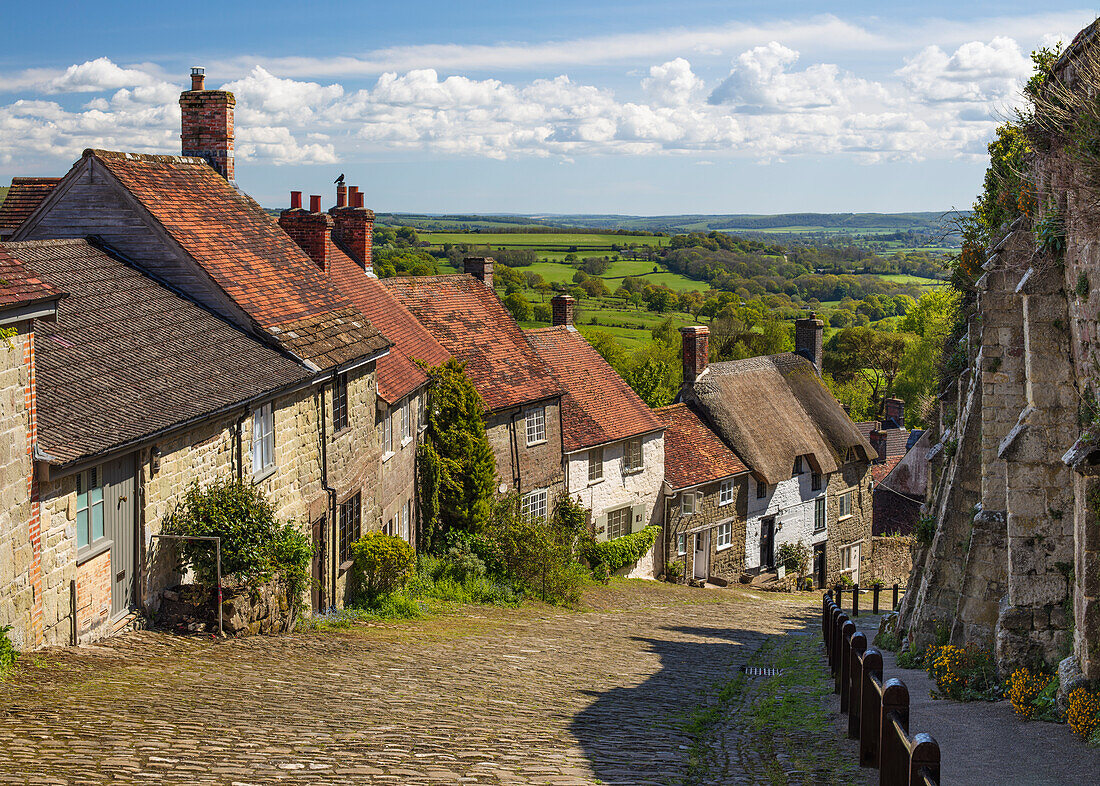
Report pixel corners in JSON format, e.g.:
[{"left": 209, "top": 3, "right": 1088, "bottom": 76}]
[
  {"left": 420, "top": 360, "right": 497, "bottom": 549},
  {"left": 824, "top": 326, "right": 911, "bottom": 415},
  {"left": 503, "top": 292, "right": 531, "bottom": 322}
]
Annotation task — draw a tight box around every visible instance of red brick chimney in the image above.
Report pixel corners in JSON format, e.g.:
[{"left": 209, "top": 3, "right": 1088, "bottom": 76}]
[
  {"left": 465, "top": 257, "right": 494, "bottom": 289},
  {"left": 180, "top": 67, "right": 236, "bottom": 181},
  {"left": 279, "top": 192, "right": 333, "bottom": 271},
  {"left": 330, "top": 183, "right": 375, "bottom": 271},
  {"left": 883, "top": 397, "right": 905, "bottom": 428},
  {"left": 551, "top": 294, "right": 575, "bottom": 327},
  {"left": 680, "top": 325, "right": 709, "bottom": 385},
  {"left": 869, "top": 429, "right": 888, "bottom": 463},
  {"left": 795, "top": 311, "right": 824, "bottom": 374}
]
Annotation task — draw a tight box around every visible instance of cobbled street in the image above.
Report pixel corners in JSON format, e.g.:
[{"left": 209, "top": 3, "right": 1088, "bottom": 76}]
[{"left": 0, "top": 583, "right": 851, "bottom": 786}]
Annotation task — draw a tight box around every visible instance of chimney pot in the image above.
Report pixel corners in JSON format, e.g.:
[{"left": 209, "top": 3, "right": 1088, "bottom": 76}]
[
  {"left": 330, "top": 197, "right": 375, "bottom": 272},
  {"left": 190, "top": 66, "right": 205, "bottom": 91},
  {"left": 795, "top": 311, "right": 824, "bottom": 374},
  {"left": 464, "top": 257, "right": 494, "bottom": 289},
  {"left": 551, "top": 294, "right": 575, "bottom": 327},
  {"left": 309, "top": 195, "right": 322, "bottom": 213},
  {"left": 290, "top": 190, "right": 302, "bottom": 210},
  {"left": 680, "top": 325, "right": 710, "bottom": 385},
  {"left": 336, "top": 185, "right": 347, "bottom": 208},
  {"left": 352, "top": 191, "right": 364, "bottom": 208}
]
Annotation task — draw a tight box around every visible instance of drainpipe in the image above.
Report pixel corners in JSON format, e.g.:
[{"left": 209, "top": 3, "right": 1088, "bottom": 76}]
[
  {"left": 318, "top": 383, "right": 338, "bottom": 609},
  {"left": 508, "top": 410, "right": 522, "bottom": 492}
]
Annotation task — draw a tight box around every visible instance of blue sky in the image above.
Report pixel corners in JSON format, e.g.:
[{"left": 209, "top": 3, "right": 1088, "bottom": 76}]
[{"left": 0, "top": 2, "right": 1094, "bottom": 214}]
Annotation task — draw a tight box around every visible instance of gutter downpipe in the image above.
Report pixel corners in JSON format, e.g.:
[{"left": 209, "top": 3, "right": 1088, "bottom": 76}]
[{"left": 319, "top": 382, "right": 338, "bottom": 610}]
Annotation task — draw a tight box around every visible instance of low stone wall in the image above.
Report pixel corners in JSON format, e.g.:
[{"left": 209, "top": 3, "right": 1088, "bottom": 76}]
[
  {"left": 156, "top": 582, "right": 292, "bottom": 636},
  {"left": 869, "top": 536, "right": 914, "bottom": 587}
]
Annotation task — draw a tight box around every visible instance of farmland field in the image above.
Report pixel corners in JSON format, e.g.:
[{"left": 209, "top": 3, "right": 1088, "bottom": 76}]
[{"left": 422, "top": 232, "right": 669, "bottom": 250}]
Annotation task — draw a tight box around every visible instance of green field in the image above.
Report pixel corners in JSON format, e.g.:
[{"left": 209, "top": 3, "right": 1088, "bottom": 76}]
[{"left": 423, "top": 232, "right": 669, "bottom": 250}]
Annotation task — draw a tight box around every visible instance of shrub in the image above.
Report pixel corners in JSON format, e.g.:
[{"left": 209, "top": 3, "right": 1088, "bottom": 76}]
[
  {"left": 583, "top": 525, "right": 660, "bottom": 574},
  {"left": 925, "top": 644, "right": 1001, "bottom": 701},
  {"left": 165, "top": 478, "right": 312, "bottom": 611},
  {"left": 896, "top": 644, "right": 926, "bottom": 669},
  {"left": 411, "top": 555, "right": 521, "bottom": 606},
  {"left": 836, "top": 573, "right": 855, "bottom": 588},
  {"left": 665, "top": 560, "right": 684, "bottom": 583},
  {"left": 0, "top": 625, "right": 17, "bottom": 676},
  {"left": 1006, "top": 668, "right": 1049, "bottom": 719},
  {"left": 1067, "top": 687, "right": 1100, "bottom": 740},
  {"left": 1077, "top": 271, "right": 1091, "bottom": 299},
  {"left": 916, "top": 514, "right": 937, "bottom": 546},
  {"left": 350, "top": 532, "right": 416, "bottom": 603},
  {"left": 776, "top": 540, "right": 809, "bottom": 574}
]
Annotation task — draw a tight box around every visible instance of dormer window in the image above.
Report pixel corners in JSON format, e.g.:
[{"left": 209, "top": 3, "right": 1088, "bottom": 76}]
[{"left": 793, "top": 456, "right": 803, "bottom": 475}]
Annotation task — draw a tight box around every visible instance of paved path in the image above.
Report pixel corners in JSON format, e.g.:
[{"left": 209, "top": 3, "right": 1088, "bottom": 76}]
[
  {"left": 0, "top": 582, "right": 840, "bottom": 786},
  {"left": 846, "top": 614, "right": 1100, "bottom": 786}
]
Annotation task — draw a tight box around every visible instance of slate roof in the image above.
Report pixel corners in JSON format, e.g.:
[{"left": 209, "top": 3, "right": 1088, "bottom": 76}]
[
  {"left": 3, "top": 239, "right": 312, "bottom": 466},
  {"left": 856, "top": 420, "right": 911, "bottom": 461},
  {"left": 655, "top": 403, "right": 748, "bottom": 490},
  {"left": 682, "top": 352, "right": 877, "bottom": 486},
  {"left": 325, "top": 240, "right": 446, "bottom": 403},
  {"left": 0, "top": 246, "right": 65, "bottom": 311},
  {"left": 524, "top": 325, "right": 662, "bottom": 452},
  {"left": 381, "top": 274, "right": 561, "bottom": 411},
  {"left": 87, "top": 150, "right": 389, "bottom": 369},
  {"left": 0, "top": 178, "right": 60, "bottom": 239}
]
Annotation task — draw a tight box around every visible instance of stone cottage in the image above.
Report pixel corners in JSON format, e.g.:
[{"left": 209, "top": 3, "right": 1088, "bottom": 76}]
[
  {"left": 677, "top": 317, "right": 877, "bottom": 587},
  {"left": 525, "top": 295, "right": 665, "bottom": 575}
]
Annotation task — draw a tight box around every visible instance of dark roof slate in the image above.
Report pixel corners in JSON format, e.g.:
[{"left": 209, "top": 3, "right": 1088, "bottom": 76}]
[{"left": 3, "top": 239, "right": 312, "bottom": 465}]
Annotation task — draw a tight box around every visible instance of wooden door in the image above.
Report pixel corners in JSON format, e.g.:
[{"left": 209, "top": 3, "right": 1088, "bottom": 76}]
[
  {"left": 813, "top": 543, "right": 827, "bottom": 588},
  {"left": 311, "top": 517, "right": 326, "bottom": 612},
  {"left": 760, "top": 517, "right": 775, "bottom": 570},
  {"left": 693, "top": 530, "right": 709, "bottom": 580},
  {"left": 103, "top": 454, "right": 136, "bottom": 617}
]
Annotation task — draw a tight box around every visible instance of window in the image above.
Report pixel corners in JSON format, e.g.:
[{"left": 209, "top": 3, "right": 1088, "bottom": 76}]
[
  {"left": 812, "top": 472, "right": 822, "bottom": 491},
  {"left": 525, "top": 407, "right": 546, "bottom": 446},
  {"left": 624, "top": 438, "right": 643, "bottom": 472},
  {"left": 756, "top": 480, "right": 768, "bottom": 499},
  {"left": 76, "top": 467, "right": 105, "bottom": 550},
  {"left": 588, "top": 447, "right": 604, "bottom": 483},
  {"left": 401, "top": 499, "right": 411, "bottom": 542},
  {"left": 338, "top": 493, "right": 361, "bottom": 566},
  {"left": 381, "top": 407, "right": 393, "bottom": 455},
  {"left": 717, "top": 522, "right": 732, "bottom": 549},
  {"left": 838, "top": 490, "right": 853, "bottom": 519},
  {"left": 815, "top": 497, "right": 826, "bottom": 532},
  {"left": 520, "top": 488, "right": 548, "bottom": 521},
  {"left": 251, "top": 403, "right": 275, "bottom": 476},
  {"left": 607, "top": 506, "right": 631, "bottom": 539},
  {"left": 333, "top": 372, "right": 349, "bottom": 432},
  {"left": 793, "top": 455, "right": 803, "bottom": 475},
  {"left": 676, "top": 533, "right": 687, "bottom": 555},
  {"left": 719, "top": 479, "right": 734, "bottom": 506},
  {"left": 681, "top": 491, "right": 698, "bottom": 516},
  {"left": 401, "top": 399, "right": 412, "bottom": 442}
]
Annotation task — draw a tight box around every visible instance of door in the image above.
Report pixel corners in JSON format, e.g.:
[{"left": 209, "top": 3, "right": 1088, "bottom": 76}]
[
  {"left": 760, "top": 517, "right": 775, "bottom": 571},
  {"left": 693, "top": 530, "right": 710, "bottom": 581},
  {"left": 813, "top": 543, "right": 827, "bottom": 588},
  {"left": 103, "top": 454, "right": 136, "bottom": 618},
  {"left": 311, "top": 517, "right": 326, "bottom": 613}
]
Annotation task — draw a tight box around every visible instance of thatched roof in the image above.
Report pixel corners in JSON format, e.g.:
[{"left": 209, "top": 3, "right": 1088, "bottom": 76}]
[{"left": 682, "top": 352, "right": 876, "bottom": 485}]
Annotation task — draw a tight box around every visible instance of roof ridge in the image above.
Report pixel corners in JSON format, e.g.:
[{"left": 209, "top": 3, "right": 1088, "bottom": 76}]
[
  {"left": 3, "top": 238, "right": 86, "bottom": 247},
  {"left": 654, "top": 402, "right": 687, "bottom": 414},
  {"left": 10, "top": 177, "right": 61, "bottom": 184},
  {"left": 84, "top": 149, "right": 209, "bottom": 166}
]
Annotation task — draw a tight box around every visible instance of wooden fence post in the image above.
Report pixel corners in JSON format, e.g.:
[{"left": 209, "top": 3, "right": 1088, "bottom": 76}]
[
  {"left": 880, "top": 678, "right": 910, "bottom": 786},
  {"left": 848, "top": 632, "right": 866, "bottom": 739},
  {"left": 892, "top": 583, "right": 899, "bottom": 610},
  {"left": 853, "top": 583, "right": 860, "bottom": 616},
  {"left": 860, "top": 648, "right": 883, "bottom": 768},
  {"left": 833, "top": 612, "right": 849, "bottom": 689},
  {"left": 873, "top": 584, "right": 881, "bottom": 615},
  {"left": 909, "top": 732, "right": 940, "bottom": 785},
  {"left": 840, "top": 619, "right": 855, "bottom": 709}
]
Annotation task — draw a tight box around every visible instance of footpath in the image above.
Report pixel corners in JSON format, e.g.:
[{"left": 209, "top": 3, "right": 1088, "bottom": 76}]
[{"left": 842, "top": 615, "right": 1100, "bottom": 786}]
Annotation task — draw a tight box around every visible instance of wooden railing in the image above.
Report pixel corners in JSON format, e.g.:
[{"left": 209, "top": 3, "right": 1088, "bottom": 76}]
[
  {"left": 830, "top": 582, "right": 904, "bottom": 616},
  {"left": 822, "top": 591, "right": 941, "bottom": 785}
]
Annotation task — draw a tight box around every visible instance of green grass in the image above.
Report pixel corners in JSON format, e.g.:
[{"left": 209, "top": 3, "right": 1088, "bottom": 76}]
[
  {"left": 877, "top": 273, "right": 946, "bottom": 286},
  {"left": 422, "top": 232, "right": 669, "bottom": 249}
]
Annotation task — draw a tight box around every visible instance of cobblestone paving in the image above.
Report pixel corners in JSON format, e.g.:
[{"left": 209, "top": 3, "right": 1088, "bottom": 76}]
[{"left": 0, "top": 583, "right": 826, "bottom": 785}]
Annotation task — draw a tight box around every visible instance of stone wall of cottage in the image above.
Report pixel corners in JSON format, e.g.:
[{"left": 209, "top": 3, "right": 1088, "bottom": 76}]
[
  {"left": 825, "top": 462, "right": 874, "bottom": 585},
  {"left": 869, "top": 536, "right": 916, "bottom": 587},
  {"left": 567, "top": 432, "right": 664, "bottom": 534},
  {"left": 486, "top": 401, "right": 565, "bottom": 500},
  {"left": 376, "top": 387, "right": 424, "bottom": 546},
  {"left": 745, "top": 467, "right": 839, "bottom": 575},
  {"left": 664, "top": 476, "right": 749, "bottom": 584},
  {"left": 0, "top": 323, "right": 37, "bottom": 649}
]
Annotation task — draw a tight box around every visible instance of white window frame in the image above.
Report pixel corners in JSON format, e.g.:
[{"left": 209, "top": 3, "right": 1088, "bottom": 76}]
[
  {"left": 588, "top": 447, "right": 604, "bottom": 483},
  {"left": 676, "top": 532, "right": 687, "bottom": 556},
  {"left": 624, "top": 438, "right": 643, "bottom": 472},
  {"left": 719, "top": 479, "right": 734, "bottom": 506},
  {"left": 838, "top": 489, "right": 853, "bottom": 520},
  {"left": 401, "top": 499, "right": 411, "bottom": 542},
  {"left": 607, "top": 506, "right": 631, "bottom": 539},
  {"left": 716, "top": 521, "right": 732, "bottom": 550},
  {"left": 520, "top": 487, "right": 548, "bottom": 521},
  {"left": 251, "top": 403, "right": 275, "bottom": 478},
  {"left": 382, "top": 407, "right": 393, "bottom": 458},
  {"left": 401, "top": 398, "right": 412, "bottom": 443},
  {"left": 418, "top": 391, "right": 427, "bottom": 432},
  {"left": 525, "top": 406, "right": 546, "bottom": 446},
  {"left": 840, "top": 542, "right": 861, "bottom": 583},
  {"left": 681, "top": 491, "right": 698, "bottom": 516}
]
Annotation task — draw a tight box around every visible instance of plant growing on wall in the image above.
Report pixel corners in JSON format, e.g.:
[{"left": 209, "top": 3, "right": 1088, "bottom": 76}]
[
  {"left": 775, "top": 540, "right": 810, "bottom": 575},
  {"left": 0, "top": 625, "right": 17, "bottom": 677},
  {"left": 583, "top": 525, "right": 661, "bottom": 575}
]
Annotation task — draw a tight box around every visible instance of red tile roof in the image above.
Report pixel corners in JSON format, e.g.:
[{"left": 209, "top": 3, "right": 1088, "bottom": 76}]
[
  {"left": 655, "top": 403, "right": 748, "bottom": 489},
  {"left": 325, "top": 240, "right": 446, "bottom": 403},
  {"left": 88, "top": 150, "right": 388, "bottom": 368},
  {"left": 381, "top": 274, "right": 561, "bottom": 411},
  {"left": 0, "top": 178, "right": 60, "bottom": 238},
  {"left": 524, "top": 325, "right": 662, "bottom": 452},
  {"left": 0, "top": 246, "right": 65, "bottom": 311}
]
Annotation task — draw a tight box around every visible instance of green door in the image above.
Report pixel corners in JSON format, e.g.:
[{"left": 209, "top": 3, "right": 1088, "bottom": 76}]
[{"left": 103, "top": 454, "right": 137, "bottom": 617}]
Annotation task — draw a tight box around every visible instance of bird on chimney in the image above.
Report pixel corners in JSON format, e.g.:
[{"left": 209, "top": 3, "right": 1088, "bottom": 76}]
[{"left": 334, "top": 173, "right": 345, "bottom": 185}]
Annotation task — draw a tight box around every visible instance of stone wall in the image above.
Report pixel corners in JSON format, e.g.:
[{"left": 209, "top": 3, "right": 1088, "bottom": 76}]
[
  {"left": 868, "top": 536, "right": 915, "bottom": 587},
  {"left": 664, "top": 475, "right": 749, "bottom": 584},
  {"left": 824, "top": 462, "right": 875, "bottom": 585},
  {"left": 486, "top": 401, "right": 565, "bottom": 500}
]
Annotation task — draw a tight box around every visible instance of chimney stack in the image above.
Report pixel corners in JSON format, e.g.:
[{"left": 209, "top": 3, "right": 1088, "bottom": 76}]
[
  {"left": 795, "top": 311, "right": 824, "bottom": 374},
  {"left": 680, "top": 325, "right": 710, "bottom": 385},
  {"left": 465, "top": 257, "right": 494, "bottom": 289},
  {"left": 279, "top": 190, "right": 333, "bottom": 271},
  {"left": 869, "top": 429, "right": 888, "bottom": 464},
  {"left": 551, "top": 294, "right": 575, "bottom": 327},
  {"left": 883, "top": 397, "right": 905, "bottom": 428},
  {"left": 330, "top": 183, "right": 375, "bottom": 271},
  {"left": 180, "top": 67, "right": 236, "bottom": 181}
]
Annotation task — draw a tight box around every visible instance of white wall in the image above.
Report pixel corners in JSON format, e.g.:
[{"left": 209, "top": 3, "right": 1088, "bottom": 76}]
[
  {"left": 566, "top": 431, "right": 664, "bottom": 531},
  {"left": 744, "top": 469, "right": 829, "bottom": 571}
]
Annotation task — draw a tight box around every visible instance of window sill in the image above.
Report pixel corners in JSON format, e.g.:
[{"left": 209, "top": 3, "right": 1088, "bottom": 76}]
[
  {"left": 400, "top": 436, "right": 413, "bottom": 448},
  {"left": 382, "top": 451, "right": 395, "bottom": 463},
  {"left": 716, "top": 543, "right": 732, "bottom": 552},
  {"left": 338, "top": 559, "right": 354, "bottom": 574},
  {"left": 718, "top": 499, "right": 732, "bottom": 507},
  {"left": 838, "top": 514, "right": 853, "bottom": 522},
  {"left": 76, "top": 539, "right": 113, "bottom": 566},
  {"left": 526, "top": 438, "right": 547, "bottom": 448},
  {"left": 623, "top": 466, "right": 644, "bottom": 476},
  {"left": 587, "top": 478, "right": 604, "bottom": 487},
  {"left": 252, "top": 465, "right": 277, "bottom": 484},
  {"left": 332, "top": 425, "right": 351, "bottom": 440}
]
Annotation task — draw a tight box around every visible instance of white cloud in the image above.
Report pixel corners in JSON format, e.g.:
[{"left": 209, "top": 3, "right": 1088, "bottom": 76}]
[
  {"left": 643, "top": 58, "right": 702, "bottom": 106},
  {"left": 897, "top": 37, "right": 1031, "bottom": 103},
  {"left": 40, "top": 57, "right": 160, "bottom": 94},
  {"left": 236, "top": 125, "right": 338, "bottom": 165}
]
